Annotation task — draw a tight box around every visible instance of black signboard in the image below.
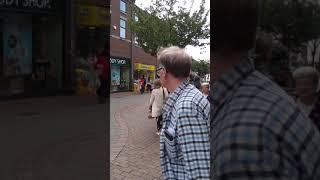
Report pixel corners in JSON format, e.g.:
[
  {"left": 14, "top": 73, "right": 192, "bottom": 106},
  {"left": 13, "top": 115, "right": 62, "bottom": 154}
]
[
  {"left": 0, "top": 0, "right": 63, "bottom": 14},
  {"left": 110, "top": 57, "right": 130, "bottom": 67}
]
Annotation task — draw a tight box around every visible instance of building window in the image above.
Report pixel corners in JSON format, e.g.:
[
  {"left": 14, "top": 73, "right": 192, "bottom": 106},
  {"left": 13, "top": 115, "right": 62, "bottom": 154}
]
[
  {"left": 120, "top": 0, "right": 126, "bottom": 13},
  {"left": 120, "top": 18, "right": 126, "bottom": 39}
]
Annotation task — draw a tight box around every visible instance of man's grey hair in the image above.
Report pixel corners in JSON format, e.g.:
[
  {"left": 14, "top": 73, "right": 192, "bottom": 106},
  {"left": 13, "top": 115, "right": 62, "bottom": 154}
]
[
  {"left": 157, "top": 46, "right": 192, "bottom": 79},
  {"left": 293, "top": 66, "right": 320, "bottom": 89},
  {"left": 293, "top": 66, "right": 319, "bottom": 80}
]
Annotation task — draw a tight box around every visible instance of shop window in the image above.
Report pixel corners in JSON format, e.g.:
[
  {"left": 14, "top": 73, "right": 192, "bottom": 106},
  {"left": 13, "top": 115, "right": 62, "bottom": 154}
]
[
  {"left": 120, "top": 0, "right": 126, "bottom": 13},
  {"left": 120, "top": 18, "right": 126, "bottom": 39}
]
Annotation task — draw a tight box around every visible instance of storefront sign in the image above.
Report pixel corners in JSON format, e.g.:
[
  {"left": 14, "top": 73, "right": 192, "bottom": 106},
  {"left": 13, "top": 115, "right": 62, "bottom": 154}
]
[
  {"left": 0, "top": 0, "right": 61, "bottom": 13},
  {"left": 134, "top": 63, "right": 155, "bottom": 71},
  {"left": 76, "top": 5, "right": 109, "bottom": 27},
  {"left": 110, "top": 57, "right": 129, "bottom": 66}
]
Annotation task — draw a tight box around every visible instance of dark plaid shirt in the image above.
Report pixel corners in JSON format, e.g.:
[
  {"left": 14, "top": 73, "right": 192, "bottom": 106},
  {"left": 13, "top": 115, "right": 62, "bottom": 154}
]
[
  {"left": 310, "top": 96, "right": 320, "bottom": 130},
  {"left": 160, "top": 81, "right": 210, "bottom": 179},
  {"left": 209, "top": 60, "right": 320, "bottom": 180}
]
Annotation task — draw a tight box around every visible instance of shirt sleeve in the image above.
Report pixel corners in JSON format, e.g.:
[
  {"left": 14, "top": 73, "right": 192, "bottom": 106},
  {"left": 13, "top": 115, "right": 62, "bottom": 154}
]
[
  {"left": 149, "top": 91, "right": 155, "bottom": 109},
  {"left": 177, "top": 102, "right": 210, "bottom": 179},
  {"left": 212, "top": 108, "right": 320, "bottom": 180}
]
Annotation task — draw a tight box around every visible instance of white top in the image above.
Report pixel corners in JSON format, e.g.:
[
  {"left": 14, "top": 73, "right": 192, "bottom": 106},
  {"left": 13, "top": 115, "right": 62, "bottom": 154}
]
[{"left": 149, "top": 87, "right": 169, "bottom": 117}]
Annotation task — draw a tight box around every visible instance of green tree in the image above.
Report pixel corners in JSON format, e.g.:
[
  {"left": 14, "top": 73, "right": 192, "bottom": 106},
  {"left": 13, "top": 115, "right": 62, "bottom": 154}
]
[
  {"left": 191, "top": 59, "right": 209, "bottom": 78},
  {"left": 128, "top": 0, "right": 209, "bottom": 56},
  {"left": 260, "top": 0, "right": 320, "bottom": 50}
]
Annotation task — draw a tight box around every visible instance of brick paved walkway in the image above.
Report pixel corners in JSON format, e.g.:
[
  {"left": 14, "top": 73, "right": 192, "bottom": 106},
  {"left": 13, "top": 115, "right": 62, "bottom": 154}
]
[
  {"left": 110, "top": 94, "right": 163, "bottom": 180},
  {"left": 0, "top": 96, "right": 108, "bottom": 180}
]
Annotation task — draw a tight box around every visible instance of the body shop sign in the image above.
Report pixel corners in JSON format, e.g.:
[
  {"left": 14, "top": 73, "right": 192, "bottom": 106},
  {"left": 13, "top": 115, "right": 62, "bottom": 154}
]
[
  {"left": 110, "top": 57, "right": 129, "bottom": 66},
  {"left": 0, "top": 0, "right": 60, "bottom": 13}
]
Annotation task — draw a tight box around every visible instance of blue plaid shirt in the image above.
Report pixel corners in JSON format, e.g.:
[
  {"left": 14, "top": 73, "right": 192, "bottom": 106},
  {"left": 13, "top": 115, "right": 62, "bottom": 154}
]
[
  {"left": 160, "top": 80, "right": 210, "bottom": 179},
  {"left": 210, "top": 60, "right": 320, "bottom": 179}
]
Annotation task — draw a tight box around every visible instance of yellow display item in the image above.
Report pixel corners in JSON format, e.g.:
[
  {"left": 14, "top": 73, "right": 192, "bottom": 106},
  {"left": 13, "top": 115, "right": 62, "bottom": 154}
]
[{"left": 134, "top": 63, "right": 156, "bottom": 71}]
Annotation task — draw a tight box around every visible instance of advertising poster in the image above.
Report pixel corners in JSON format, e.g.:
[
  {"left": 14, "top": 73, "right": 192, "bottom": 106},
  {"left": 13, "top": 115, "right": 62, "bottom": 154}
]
[
  {"left": 3, "top": 14, "right": 32, "bottom": 76},
  {"left": 111, "top": 66, "right": 120, "bottom": 86}
]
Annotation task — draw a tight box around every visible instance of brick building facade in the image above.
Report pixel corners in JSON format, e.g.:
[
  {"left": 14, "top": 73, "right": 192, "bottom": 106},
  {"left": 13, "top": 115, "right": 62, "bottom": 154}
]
[{"left": 110, "top": 0, "right": 156, "bottom": 92}]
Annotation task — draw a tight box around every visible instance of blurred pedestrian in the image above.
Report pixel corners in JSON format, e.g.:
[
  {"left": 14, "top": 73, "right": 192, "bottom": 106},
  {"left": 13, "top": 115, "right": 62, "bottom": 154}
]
[
  {"left": 293, "top": 66, "right": 319, "bottom": 116},
  {"left": 210, "top": 0, "right": 320, "bottom": 179},
  {"left": 139, "top": 75, "right": 146, "bottom": 94},
  {"left": 201, "top": 82, "right": 210, "bottom": 98},
  {"left": 158, "top": 46, "right": 210, "bottom": 179},
  {"left": 87, "top": 50, "right": 99, "bottom": 96},
  {"left": 95, "top": 47, "right": 109, "bottom": 103},
  {"left": 189, "top": 71, "right": 201, "bottom": 90},
  {"left": 148, "top": 79, "right": 168, "bottom": 135},
  {"left": 254, "top": 34, "right": 273, "bottom": 80}
]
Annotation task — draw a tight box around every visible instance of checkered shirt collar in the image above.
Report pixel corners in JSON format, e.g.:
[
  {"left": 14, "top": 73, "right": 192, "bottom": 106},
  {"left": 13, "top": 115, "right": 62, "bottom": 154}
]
[
  {"left": 209, "top": 59, "right": 255, "bottom": 107},
  {"left": 163, "top": 80, "right": 189, "bottom": 114}
]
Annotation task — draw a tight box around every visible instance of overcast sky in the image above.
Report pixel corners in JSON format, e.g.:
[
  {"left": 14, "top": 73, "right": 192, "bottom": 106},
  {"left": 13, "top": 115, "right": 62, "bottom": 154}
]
[{"left": 134, "top": 0, "right": 210, "bottom": 61}]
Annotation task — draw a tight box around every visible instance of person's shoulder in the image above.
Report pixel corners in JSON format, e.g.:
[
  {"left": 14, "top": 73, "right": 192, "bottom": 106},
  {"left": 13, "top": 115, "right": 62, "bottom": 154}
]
[
  {"left": 178, "top": 86, "right": 208, "bottom": 108},
  {"left": 235, "top": 70, "right": 295, "bottom": 105},
  {"left": 224, "top": 71, "right": 311, "bottom": 134}
]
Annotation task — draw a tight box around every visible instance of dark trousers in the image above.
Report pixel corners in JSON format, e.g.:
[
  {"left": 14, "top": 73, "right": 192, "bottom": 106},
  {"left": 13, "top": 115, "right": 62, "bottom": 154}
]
[
  {"left": 140, "top": 86, "right": 145, "bottom": 94},
  {"left": 97, "top": 77, "right": 108, "bottom": 98},
  {"left": 156, "top": 115, "right": 163, "bottom": 131}
]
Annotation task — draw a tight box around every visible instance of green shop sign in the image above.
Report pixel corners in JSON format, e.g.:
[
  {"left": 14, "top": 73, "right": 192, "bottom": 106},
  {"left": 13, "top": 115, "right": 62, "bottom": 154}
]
[
  {"left": 110, "top": 57, "right": 130, "bottom": 66},
  {"left": 0, "top": 0, "right": 62, "bottom": 13}
]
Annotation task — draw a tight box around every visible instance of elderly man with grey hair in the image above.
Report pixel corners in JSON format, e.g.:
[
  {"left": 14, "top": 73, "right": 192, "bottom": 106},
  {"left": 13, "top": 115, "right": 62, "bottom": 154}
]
[
  {"left": 157, "top": 46, "right": 210, "bottom": 179},
  {"left": 293, "top": 66, "right": 320, "bottom": 116}
]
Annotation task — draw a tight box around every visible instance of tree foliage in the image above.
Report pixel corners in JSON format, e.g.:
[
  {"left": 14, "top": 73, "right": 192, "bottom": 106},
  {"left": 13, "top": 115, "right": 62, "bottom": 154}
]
[
  {"left": 128, "top": 0, "right": 210, "bottom": 56},
  {"left": 260, "top": 0, "right": 320, "bottom": 50},
  {"left": 191, "top": 59, "right": 209, "bottom": 78}
]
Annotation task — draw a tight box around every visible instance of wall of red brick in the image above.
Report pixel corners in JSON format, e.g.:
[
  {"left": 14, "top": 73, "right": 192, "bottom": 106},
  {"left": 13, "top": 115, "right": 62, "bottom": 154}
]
[
  {"left": 132, "top": 46, "right": 156, "bottom": 65},
  {"left": 110, "top": 0, "right": 156, "bottom": 66},
  {"left": 110, "top": 38, "right": 131, "bottom": 58}
]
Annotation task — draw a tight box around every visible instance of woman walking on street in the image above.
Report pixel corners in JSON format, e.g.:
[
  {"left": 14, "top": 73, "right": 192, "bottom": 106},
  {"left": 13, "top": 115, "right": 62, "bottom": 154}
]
[{"left": 148, "top": 79, "right": 168, "bottom": 135}]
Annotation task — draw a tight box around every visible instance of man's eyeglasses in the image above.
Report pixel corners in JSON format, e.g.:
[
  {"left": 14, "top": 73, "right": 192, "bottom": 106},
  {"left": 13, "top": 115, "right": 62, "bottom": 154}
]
[{"left": 156, "top": 67, "right": 164, "bottom": 77}]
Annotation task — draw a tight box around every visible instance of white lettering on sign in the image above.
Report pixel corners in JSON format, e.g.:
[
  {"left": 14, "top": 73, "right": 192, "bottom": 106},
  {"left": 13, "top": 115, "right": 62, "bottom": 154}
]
[
  {"left": 22, "top": 0, "right": 51, "bottom": 9},
  {"left": 0, "top": 0, "right": 51, "bottom": 9},
  {"left": 0, "top": 0, "right": 19, "bottom": 6},
  {"left": 110, "top": 58, "right": 127, "bottom": 65}
]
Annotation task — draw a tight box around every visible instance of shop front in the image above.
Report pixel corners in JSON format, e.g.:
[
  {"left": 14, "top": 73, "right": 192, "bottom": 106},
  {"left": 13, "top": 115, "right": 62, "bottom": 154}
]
[
  {"left": 134, "top": 63, "right": 156, "bottom": 82},
  {"left": 110, "top": 57, "right": 130, "bottom": 92},
  {"left": 0, "top": 0, "right": 65, "bottom": 98},
  {"left": 74, "top": 1, "right": 109, "bottom": 95}
]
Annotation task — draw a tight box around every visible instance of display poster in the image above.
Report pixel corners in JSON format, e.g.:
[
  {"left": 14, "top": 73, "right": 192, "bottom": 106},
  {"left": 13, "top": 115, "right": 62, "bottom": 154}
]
[
  {"left": 111, "top": 66, "right": 120, "bottom": 86},
  {"left": 3, "top": 14, "right": 32, "bottom": 76}
]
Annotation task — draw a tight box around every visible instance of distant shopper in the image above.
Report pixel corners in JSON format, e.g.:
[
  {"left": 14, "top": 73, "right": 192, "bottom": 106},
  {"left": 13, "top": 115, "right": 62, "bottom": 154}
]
[
  {"left": 139, "top": 75, "right": 146, "bottom": 94},
  {"left": 95, "top": 48, "right": 109, "bottom": 103},
  {"left": 189, "top": 71, "right": 201, "bottom": 90},
  {"left": 293, "top": 66, "right": 319, "bottom": 116},
  {"left": 148, "top": 79, "right": 168, "bottom": 135},
  {"left": 87, "top": 50, "right": 99, "bottom": 96},
  {"left": 201, "top": 82, "right": 210, "bottom": 98}
]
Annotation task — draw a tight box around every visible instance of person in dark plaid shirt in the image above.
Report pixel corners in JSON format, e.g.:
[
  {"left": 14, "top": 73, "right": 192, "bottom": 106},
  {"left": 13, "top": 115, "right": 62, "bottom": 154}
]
[
  {"left": 157, "top": 46, "right": 210, "bottom": 179},
  {"left": 211, "top": 0, "right": 320, "bottom": 179}
]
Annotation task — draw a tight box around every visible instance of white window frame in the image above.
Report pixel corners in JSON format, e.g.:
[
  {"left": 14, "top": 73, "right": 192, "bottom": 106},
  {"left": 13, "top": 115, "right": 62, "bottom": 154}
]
[
  {"left": 120, "top": 0, "right": 126, "bottom": 13},
  {"left": 120, "top": 18, "right": 126, "bottom": 39}
]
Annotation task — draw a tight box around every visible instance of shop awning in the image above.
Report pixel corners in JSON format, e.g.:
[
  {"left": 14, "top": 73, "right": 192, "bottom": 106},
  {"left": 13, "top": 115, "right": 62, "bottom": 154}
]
[{"left": 134, "top": 63, "right": 155, "bottom": 71}]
